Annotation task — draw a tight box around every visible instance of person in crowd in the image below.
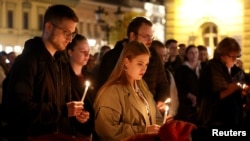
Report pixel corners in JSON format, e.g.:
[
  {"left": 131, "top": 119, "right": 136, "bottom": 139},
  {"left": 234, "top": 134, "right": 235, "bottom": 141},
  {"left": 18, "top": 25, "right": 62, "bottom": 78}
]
[
  {"left": 1, "top": 5, "right": 90, "bottom": 141},
  {"left": 7, "top": 51, "right": 16, "bottom": 71},
  {"left": 65, "top": 34, "right": 98, "bottom": 140},
  {"left": 0, "top": 51, "right": 9, "bottom": 75},
  {"left": 174, "top": 45, "right": 201, "bottom": 124},
  {"left": 197, "top": 45, "right": 209, "bottom": 68},
  {"left": 91, "top": 45, "right": 111, "bottom": 76},
  {"left": 150, "top": 40, "right": 179, "bottom": 118},
  {"left": 94, "top": 41, "right": 160, "bottom": 141},
  {"left": 98, "top": 45, "right": 111, "bottom": 65},
  {"left": 178, "top": 43, "right": 186, "bottom": 61},
  {"left": 198, "top": 37, "right": 249, "bottom": 131},
  {"left": 0, "top": 52, "right": 8, "bottom": 104},
  {"left": 151, "top": 40, "right": 168, "bottom": 64},
  {"left": 236, "top": 59, "right": 243, "bottom": 70},
  {"left": 165, "top": 39, "right": 183, "bottom": 76},
  {"left": 98, "top": 17, "right": 170, "bottom": 117},
  {"left": 85, "top": 54, "right": 97, "bottom": 73}
]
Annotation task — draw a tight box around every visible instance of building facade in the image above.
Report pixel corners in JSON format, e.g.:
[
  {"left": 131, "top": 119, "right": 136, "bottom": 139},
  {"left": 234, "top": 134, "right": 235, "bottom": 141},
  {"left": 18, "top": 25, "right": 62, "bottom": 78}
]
[
  {"left": 0, "top": 0, "right": 165, "bottom": 55},
  {"left": 165, "top": 0, "right": 250, "bottom": 71},
  {"left": 0, "top": 0, "right": 79, "bottom": 54}
]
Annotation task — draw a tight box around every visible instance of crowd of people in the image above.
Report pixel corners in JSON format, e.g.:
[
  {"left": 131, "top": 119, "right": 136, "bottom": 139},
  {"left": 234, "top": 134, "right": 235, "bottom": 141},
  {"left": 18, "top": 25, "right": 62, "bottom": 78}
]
[{"left": 0, "top": 4, "right": 250, "bottom": 141}]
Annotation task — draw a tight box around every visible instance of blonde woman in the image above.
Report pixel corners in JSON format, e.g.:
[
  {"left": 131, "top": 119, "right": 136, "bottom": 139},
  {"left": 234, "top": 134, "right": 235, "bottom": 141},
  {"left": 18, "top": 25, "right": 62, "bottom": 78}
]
[{"left": 94, "top": 41, "right": 160, "bottom": 141}]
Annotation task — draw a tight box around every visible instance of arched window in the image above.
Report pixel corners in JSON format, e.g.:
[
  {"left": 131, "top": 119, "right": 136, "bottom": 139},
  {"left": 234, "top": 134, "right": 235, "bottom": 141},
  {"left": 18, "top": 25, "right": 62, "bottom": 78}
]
[{"left": 202, "top": 22, "right": 218, "bottom": 48}]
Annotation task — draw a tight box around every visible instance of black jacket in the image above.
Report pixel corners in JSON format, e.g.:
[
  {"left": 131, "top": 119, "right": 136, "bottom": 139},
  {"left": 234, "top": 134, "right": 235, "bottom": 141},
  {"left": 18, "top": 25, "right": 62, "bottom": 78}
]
[
  {"left": 198, "top": 58, "right": 245, "bottom": 128},
  {"left": 98, "top": 39, "right": 128, "bottom": 88},
  {"left": 2, "top": 37, "right": 85, "bottom": 140},
  {"left": 68, "top": 65, "right": 97, "bottom": 136}
]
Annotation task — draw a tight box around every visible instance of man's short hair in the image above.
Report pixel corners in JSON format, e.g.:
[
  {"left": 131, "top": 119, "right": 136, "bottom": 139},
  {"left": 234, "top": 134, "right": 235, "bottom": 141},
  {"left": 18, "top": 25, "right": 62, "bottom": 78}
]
[
  {"left": 165, "top": 39, "right": 177, "bottom": 47},
  {"left": 43, "top": 4, "right": 79, "bottom": 27},
  {"left": 126, "top": 17, "right": 152, "bottom": 38}
]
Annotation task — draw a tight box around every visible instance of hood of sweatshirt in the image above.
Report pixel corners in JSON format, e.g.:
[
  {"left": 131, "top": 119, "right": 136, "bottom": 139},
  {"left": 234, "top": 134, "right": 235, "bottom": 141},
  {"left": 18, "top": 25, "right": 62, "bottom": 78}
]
[{"left": 22, "top": 36, "right": 53, "bottom": 59}]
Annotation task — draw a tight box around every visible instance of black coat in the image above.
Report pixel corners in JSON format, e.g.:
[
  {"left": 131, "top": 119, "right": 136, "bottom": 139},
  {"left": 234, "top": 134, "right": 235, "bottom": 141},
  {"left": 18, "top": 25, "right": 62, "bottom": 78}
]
[
  {"left": 174, "top": 64, "right": 200, "bottom": 123},
  {"left": 198, "top": 58, "right": 245, "bottom": 128},
  {"left": 2, "top": 37, "right": 85, "bottom": 140},
  {"left": 68, "top": 65, "right": 97, "bottom": 136}
]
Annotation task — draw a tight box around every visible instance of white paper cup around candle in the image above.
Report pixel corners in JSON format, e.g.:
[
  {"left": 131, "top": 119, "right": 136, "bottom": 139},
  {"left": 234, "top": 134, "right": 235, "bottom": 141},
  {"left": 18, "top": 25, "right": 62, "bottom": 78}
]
[{"left": 81, "top": 81, "right": 90, "bottom": 102}]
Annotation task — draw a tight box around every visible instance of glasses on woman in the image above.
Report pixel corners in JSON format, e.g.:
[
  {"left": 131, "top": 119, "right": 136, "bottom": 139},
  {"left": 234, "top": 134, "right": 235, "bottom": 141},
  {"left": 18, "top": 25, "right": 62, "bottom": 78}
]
[
  {"left": 227, "top": 54, "right": 241, "bottom": 60},
  {"left": 51, "top": 23, "right": 76, "bottom": 39}
]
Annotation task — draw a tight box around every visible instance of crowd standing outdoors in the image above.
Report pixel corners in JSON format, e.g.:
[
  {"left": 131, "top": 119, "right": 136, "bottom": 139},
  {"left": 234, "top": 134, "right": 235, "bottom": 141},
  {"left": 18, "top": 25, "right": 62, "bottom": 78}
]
[{"left": 0, "top": 3, "right": 250, "bottom": 141}]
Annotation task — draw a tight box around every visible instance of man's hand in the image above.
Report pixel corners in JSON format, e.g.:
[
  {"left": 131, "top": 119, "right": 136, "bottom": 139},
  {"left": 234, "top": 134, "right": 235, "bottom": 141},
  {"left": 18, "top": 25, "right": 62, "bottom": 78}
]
[
  {"left": 146, "top": 124, "right": 160, "bottom": 134},
  {"left": 187, "top": 93, "right": 197, "bottom": 107},
  {"left": 157, "top": 101, "right": 166, "bottom": 112},
  {"left": 76, "top": 110, "right": 90, "bottom": 123},
  {"left": 66, "top": 101, "right": 83, "bottom": 117}
]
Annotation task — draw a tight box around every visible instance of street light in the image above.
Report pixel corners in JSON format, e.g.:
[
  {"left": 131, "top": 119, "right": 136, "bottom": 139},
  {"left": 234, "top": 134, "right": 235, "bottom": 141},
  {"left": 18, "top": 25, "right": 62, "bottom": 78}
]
[{"left": 95, "top": 6, "right": 124, "bottom": 45}]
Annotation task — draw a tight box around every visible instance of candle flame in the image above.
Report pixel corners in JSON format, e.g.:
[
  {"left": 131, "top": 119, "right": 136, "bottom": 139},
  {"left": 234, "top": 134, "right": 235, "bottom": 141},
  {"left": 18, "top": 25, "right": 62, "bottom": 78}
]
[
  {"left": 165, "top": 98, "right": 171, "bottom": 103},
  {"left": 237, "top": 82, "right": 241, "bottom": 87},
  {"left": 242, "top": 84, "right": 247, "bottom": 89},
  {"left": 85, "top": 81, "right": 90, "bottom": 87}
]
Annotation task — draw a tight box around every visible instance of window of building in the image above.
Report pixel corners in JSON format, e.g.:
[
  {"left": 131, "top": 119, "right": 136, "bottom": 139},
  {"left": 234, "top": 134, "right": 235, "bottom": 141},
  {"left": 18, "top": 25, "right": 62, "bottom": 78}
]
[
  {"left": 78, "top": 22, "right": 83, "bottom": 34},
  {"left": 7, "top": 10, "right": 13, "bottom": 28},
  {"left": 94, "top": 24, "right": 99, "bottom": 38},
  {"left": 6, "top": 2, "right": 16, "bottom": 29},
  {"left": 87, "top": 23, "right": 92, "bottom": 38},
  {"left": 38, "top": 14, "right": 43, "bottom": 31},
  {"left": 23, "top": 12, "right": 29, "bottom": 29},
  {"left": 202, "top": 22, "right": 218, "bottom": 47}
]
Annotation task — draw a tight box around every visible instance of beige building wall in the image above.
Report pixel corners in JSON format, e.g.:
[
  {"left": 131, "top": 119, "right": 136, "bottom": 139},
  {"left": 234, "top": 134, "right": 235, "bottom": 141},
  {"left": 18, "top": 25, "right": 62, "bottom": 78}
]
[
  {"left": 0, "top": 0, "right": 78, "bottom": 55},
  {"left": 165, "top": 0, "right": 250, "bottom": 71},
  {"left": 0, "top": 0, "right": 149, "bottom": 55},
  {"left": 243, "top": 0, "right": 250, "bottom": 71}
]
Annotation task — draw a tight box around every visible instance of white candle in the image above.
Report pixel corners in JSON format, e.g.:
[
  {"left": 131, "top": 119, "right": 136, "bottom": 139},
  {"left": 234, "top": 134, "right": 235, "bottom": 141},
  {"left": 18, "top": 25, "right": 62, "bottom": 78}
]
[
  {"left": 163, "top": 105, "right": 169, "bottom": 124},
  {"left": 81, "top": 81, "right": 90, "bottom": 102},
  {"left": 163, "top": 98, "right": 171, "bottom": 124}
]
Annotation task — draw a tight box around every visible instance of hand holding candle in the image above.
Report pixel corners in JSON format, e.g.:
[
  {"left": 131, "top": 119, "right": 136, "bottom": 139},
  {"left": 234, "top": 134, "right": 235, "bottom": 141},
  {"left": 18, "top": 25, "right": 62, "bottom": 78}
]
[{"left": 81, "top": 81, "right": 90, "bottom": 102}]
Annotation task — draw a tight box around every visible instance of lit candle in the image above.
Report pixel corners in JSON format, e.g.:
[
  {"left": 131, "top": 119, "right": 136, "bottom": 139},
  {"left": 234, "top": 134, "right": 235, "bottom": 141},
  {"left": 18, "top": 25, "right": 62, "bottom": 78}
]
[
  {"left": 163, "top": 98, "right": 171, "bottom": 124},
  {"left": 165, "top": 98, "right": 171, "bottom": 104},
  {"left": 81, "top": 81, "right": 90, "bottom": 102},
  {"left": 163, "top": 105, "right": 169, "bottom": 124},
  {"left": 237, "top": 82, "right": 242, "bottom": 87}
]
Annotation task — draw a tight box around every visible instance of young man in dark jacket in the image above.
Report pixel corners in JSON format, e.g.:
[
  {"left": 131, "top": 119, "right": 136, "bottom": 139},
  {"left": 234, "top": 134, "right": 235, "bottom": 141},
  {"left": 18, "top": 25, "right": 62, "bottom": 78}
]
[{"left": 2, "top": 5, "right": 89, "bottom": 141}]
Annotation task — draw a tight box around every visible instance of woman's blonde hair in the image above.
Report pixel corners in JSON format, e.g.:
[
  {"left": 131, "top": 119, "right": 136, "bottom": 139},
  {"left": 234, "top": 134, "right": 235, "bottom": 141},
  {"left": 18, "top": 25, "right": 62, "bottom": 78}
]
[{"left": 94, "top": 41, "right": 151, "bottom": 105}]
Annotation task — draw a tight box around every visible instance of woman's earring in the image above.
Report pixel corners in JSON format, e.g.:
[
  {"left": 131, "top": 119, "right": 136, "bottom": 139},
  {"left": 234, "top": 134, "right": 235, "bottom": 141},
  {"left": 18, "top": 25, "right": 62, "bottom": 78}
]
[{"left": 124, "top": 66, "right": 128, "bottom": 71}]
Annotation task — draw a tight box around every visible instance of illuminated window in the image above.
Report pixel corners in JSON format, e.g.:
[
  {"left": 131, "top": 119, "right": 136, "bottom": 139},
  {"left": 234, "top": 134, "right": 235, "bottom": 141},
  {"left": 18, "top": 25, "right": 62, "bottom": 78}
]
[{"left": 202, "top": 22, "right": 218, "bottom": 47}]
